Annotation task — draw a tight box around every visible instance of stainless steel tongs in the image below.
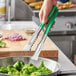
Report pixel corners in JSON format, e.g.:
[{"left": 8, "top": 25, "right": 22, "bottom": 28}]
[{"left": 24, "top": 6, "right": 58, "bottom": 60}]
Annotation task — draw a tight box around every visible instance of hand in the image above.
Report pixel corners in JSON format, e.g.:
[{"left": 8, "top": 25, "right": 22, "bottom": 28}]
[{"left": 39, "top": 0, "right": 57, "bottom": 24}]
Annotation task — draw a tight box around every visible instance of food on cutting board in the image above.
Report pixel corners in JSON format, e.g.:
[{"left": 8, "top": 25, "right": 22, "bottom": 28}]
[
  {"left": 0, "top": 61, "right": 52, "bottom": 76},
  {"left": 0, "top": 33, "right": 6, "bottom": 48},
  {"left": 5, "top": 33, "right": 26, "bottom": 41},
  {"left": 24, "top": 0, "right": 35, "bottom": 4},
  {"left": 0, "top": 40, "right": 6, "bottom": 48}
]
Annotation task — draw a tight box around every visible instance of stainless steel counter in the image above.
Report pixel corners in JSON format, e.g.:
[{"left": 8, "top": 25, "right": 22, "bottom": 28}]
[{"left": 0, "top": 21, "right": 76, "bottom": 73}]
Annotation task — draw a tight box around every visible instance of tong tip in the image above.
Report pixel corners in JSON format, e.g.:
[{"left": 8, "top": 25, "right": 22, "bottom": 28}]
[{"left": 23, "top": 44, "right": 31, "bottom": 51}]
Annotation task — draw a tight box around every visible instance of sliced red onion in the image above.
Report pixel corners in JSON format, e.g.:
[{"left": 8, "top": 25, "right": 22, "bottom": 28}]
[{"left": 5, "top": 33, "right": 25, "bottom": 41}]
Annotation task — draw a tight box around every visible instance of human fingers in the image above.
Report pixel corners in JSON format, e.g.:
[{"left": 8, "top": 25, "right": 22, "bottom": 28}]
[
  {"left": 42, "top": 8, "right": 49, "bottom": 24},
  {"left": 39, "top": 8, "right": 43, "bottom": 23}
]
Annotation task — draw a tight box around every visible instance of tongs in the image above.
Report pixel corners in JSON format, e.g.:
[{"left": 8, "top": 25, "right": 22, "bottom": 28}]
[{"left": 24, "top": 6, "right": 58, "bottom": 60}]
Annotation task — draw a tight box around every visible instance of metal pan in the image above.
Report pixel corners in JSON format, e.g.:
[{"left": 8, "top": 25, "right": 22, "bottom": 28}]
[{"left": 0, "top": 56, "right": 76, "bottom": 76}]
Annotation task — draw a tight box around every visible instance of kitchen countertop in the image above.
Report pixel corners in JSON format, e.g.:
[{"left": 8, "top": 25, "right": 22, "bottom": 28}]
[
  {"left": 32, "top": 8, "right": 76, "bottom": 13},
  {"left": 0, "top": 21, "right": 76, "bottom": 74}
]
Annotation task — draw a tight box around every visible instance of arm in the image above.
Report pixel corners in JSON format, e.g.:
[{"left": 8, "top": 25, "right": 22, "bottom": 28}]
[{"left": 39, "top": 0, "right": 57, "bottom": 24}]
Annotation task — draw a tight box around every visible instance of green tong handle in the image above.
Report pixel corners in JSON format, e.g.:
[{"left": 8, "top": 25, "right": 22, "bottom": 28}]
[
  {"left": 40, "top": 6, "right": 58, "bottom": 28},
  {"left": 44, "top": 7, "right": 58, "bottom": 34}
]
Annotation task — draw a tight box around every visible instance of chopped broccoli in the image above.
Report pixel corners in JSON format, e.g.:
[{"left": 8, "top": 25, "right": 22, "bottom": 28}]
[
  {"left": 13, "top": 61, "right": 24, "bottom": 71},
  {"left": 8, "top": 68, "right": 20, "bottom": 75},
  {"left": 38, "top": 61, "right": 52, "bottom": 75},
  {"left": 21, "top": 64, "right": 37, "bottom": 74},
  {"left": 30, "top": 72, "right": 41, "bottom": 76},
  {"left": 0, "top": 66, "right": 8, "bottom": 73},
  {"left": 37, "top": 67, "right": 52, "bottom": 75},
  {"left": 0, "top": 41, "right": 6, "bottom": 48},
  {"left": 20, "top": 71, "right": 30, "bottom": 76},
  {"left": 20, "top": 74, "right": 29, "bottom": 76},
  {"left": 21, "top": 65, "right": 29, "bottom": 74},
  {"left": 7, "top": 65, "right": 14, "bottom": 70},
  {"left": 7, "top": 65, "right": 19, "bottom": 75},
  {"left": 0, "top": 61, "right": 52, "bottom": 76},
  {"left": 39, "top": 61, "right": 45, "bottom": 69}
]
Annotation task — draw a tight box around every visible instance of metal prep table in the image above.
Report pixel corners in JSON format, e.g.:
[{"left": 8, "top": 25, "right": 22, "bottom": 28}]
[{"left": 0, "top": 21, "right": 76, "bottom": 74}]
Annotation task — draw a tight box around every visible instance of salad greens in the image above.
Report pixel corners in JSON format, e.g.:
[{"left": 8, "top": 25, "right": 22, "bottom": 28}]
[{"left": 0, "top": 61, "right": 52, "bottom": 76}]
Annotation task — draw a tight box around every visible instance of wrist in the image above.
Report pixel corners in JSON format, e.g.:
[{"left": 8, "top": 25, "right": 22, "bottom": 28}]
[
  {"left": 46, "top": 0, "right": 57, "bottom": 5},
  {"left": 53, "top": 0, "right": 57, "bottom": 5}
]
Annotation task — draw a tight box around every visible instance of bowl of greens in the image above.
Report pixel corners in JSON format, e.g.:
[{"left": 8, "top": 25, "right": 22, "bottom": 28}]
[{"left": 0, "top": 56, "right": 60, "bottom": 76}]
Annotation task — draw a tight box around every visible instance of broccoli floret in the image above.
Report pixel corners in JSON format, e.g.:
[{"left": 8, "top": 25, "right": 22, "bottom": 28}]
[
  {"left": 38, "top": 61, "right": 52, "bottom": 75},
  {"left": 27, "top": 64, "right": 37, "bottom": 73},
  {"left": 20, "top": 72, "right": 30, "bottom": 76},
  {"left": 0, "top": 41, "right": 6, "bottom": 48},
  {"left": 30, "top": 72, "right": 41, "bottom": 76},
  {"left": 21, "top": 66, "right": 29, "bottom": 74},
  {"left": 0, "top": 66, "right": 8, "bottom": 74},
  {"left": 7, "top": 65, "right": 14, "bottom": 70},
  {"left": 39, "top": 61, "right": 45, "bottom": 69},
  {"left": 7, "top": 65, "right": 20, "bottom": 75},
  {"left": 38, "top": 67, "right": 52, "bottom": 75},
  {"left": 13, "top": 61, "right": 24, "bottom": 71},
  {"left": 8, "top": 68, "right": 20, "bottom": 75},
  {"left": 21, "top": 64, "right": 37, "bottom": 74}
]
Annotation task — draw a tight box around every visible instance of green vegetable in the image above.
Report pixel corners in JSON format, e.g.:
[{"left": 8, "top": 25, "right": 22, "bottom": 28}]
[
  {"left": 0, "top": 41, "right": 6, "bottom": 48},
  {"left": 7, "top": 66, "right": 20, "bottom": 75},
  {"left": 20, "top": 71, "right": 29, "bottom": 76},
  {"left": 0, "top": 61, "right": 52, "bottom": 76},
  {"left": 30, "top": 72, "right": 41, "bottom": 76},
  {"left": 38, "top": 61, "right": 52, "bottom": 75},
  {"left": 20, "top": 72, "right": 29, "bottom": 76},
  {"left": 7, "top": 65, "right": 15, "bottom": 71},
  {"left": 39, "top": 61, "right": 45, "bottom": 69},
  {"left": 21, "top": 64, "right": 37, "bottom": 74},
  {"left": 0, "top": 67, "right": 8, "bottom": 73},
  {"left": 13, "top": 61, "right": 24, "bottom": 71},
  {"left": 37, "top": 67, "right": 52, "bottom": 75}
]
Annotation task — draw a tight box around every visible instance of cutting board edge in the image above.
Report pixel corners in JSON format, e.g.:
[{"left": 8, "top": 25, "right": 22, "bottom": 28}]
[{"left": 0, "top": 50, "right": 58, "bottom": 58}]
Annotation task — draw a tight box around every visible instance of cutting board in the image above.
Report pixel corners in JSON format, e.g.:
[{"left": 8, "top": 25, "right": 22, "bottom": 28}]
[{"left": 0, "top": 30, "right": 58, "bottom": 59}]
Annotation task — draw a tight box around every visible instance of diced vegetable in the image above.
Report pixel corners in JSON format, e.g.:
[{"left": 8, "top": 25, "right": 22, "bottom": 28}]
[
  {"left": 7, "top": 65, "right": 20, "bottom": 75},
  {"left": 30, "top": 72, "right": 41, "bottom": 76},
  {"left": 22, "top": 64, "right": 37, "bottom": 74},
  {"left": 13, "top": 61, "right": 25, "bottom": 71},
  {"left": 39, "top": 60, "right": 45, "bottom": 69},
  {"left": 0, "top": 67, "right": 8, "bottom": 73},
  {"left": 5, "top": 33, "right": 25, "bottom": 41},
  {"left": 0, "top": 41, "right": 6, "bottom": 48}
]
